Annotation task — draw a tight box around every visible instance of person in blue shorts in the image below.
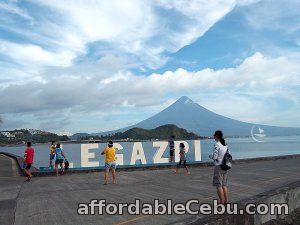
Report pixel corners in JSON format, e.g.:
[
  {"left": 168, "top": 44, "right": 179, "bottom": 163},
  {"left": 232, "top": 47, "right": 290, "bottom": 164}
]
[
  {"left": 101, "top": 141, "right": 116, "bottom": 185},
  {"left": 55, "top": 143, "right": 67, "bottom": 176}
]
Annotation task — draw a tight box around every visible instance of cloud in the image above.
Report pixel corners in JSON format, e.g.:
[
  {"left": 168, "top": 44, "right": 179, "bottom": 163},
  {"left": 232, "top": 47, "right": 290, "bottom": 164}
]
[
  {"left": 0, "top": 0, "right": 258, "bottom": 71},
  {"left": 1, "top": 0, "right": 300, "bottom": 132},
  {"left": 1, "top": 52, "right": 299, "bottom": 131},
  {"left": 0, "top": 1, "right": 33, "bottom": 21},
  {"left": 0, "top": 40, "right": 75, "bottom": 67},
  {"left": 0, "top": 0, "right": 266, "bottom": 87},
  {"left": 242, "top": 0, "right": 300, "bottom": 32},
  {"left": 0, "top": 0, "right": 264, "bottom": 88},
  {"left": 123, "top": 53, "right": 299, "bottom": 96},
  {"left": 0, "top": 118, "right": 28, "bottom": 130}
]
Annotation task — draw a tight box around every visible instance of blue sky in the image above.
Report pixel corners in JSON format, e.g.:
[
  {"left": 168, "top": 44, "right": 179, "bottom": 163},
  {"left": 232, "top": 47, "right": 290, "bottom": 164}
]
[{"left": 0, "top": 0, "right": 299, "bottom": 134}]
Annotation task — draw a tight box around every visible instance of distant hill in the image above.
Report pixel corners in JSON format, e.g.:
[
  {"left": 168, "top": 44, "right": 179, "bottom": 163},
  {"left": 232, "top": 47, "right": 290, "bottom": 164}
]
[
  {"left": 80, "top": 124, "right": 201, "bottom": 141},
  {"left": 0, "top": 129, "right": 69, "bottom": 146},
  {"left": 70, "top": 133, "right": 90, "bottom": 140},
  {"left": 73, "top": 96, "right": 300, "bottom": 138}
]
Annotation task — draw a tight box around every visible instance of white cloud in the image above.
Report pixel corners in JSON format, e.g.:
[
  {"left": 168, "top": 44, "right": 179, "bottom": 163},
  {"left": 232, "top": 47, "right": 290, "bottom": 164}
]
[
  {"left": 101, "top": 72, "right": 129, "bottom": 85},
  {"left": 0, "top": 0, "right": 264, "bottom": 89},
  {"left": 123, "top": 53, "right": 299, "bottom": 94},
  {"left": 1, "top": 52, "right": 299, "bottom": 131},
  {"left": 154, "top": 0, "right": 237, "bottom": 49},
  {"left": 0, "top": 40, "right": 75, "bottom": 67},
  {"left": 0, "top": 0, "right": 265, "bottom": 86},
  {"left": 4, "top": 0, "right": 256, "bottom": 70}
]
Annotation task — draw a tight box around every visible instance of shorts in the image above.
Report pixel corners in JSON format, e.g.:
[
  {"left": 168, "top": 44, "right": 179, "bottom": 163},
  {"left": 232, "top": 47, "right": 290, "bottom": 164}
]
[
  {"left": 50, "top": 154, "right": 55, "bottom": 160},
  {"left": 213, "top": 166, "right": 228, "bottom": 187},
  {"left": 178, "top": 160, "right": 186, "bottom": 167},
  {"left": 55, "top": 159, "right": 64, "bottom": 164},
  {"left": 24, "top": 164, "right": 32, "bottom": 170},
  {"left": 170, "top": 149, "right": 175, "bottom": 157},
  {"left": 105, "top": 162, "right": 116, "bottom": 171}
]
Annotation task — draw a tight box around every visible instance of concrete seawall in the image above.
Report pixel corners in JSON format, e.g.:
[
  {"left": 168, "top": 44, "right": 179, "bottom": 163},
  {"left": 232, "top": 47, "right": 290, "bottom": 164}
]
[
  {"left": 176, "top": 180, "right": 300, "bottom": 225},
  {"left": 0, "top": 152, "right": 39, "bottom": 174}
]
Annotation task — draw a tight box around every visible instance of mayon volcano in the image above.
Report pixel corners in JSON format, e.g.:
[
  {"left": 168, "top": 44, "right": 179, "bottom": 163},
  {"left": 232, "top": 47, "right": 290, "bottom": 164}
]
[{"left": 88, "top": 96, "right": 300, "bottom": 138}]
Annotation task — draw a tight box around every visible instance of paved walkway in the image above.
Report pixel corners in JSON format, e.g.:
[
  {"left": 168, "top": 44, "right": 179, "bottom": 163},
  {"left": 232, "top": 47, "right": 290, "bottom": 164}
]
[
  {"left": 0, "top": 154, "right": 22, "bottom": 225},
  {"left": 0, "top": 154, "right": 300, "bottom": 225}
]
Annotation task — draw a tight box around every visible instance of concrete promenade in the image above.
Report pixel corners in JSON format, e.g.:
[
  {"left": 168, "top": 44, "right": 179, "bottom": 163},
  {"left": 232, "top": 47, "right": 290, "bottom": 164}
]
[{"left": 0, "top": 153, "right": 300, "bottom": 225}]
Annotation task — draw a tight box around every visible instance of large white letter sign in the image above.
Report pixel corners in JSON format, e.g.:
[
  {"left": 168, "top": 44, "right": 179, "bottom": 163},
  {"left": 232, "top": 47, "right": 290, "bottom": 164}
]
[
  {"left": 153, "top": 141, "right": 169, "bottom": 163},
  {"left": 174, "top": 141, "right": 189, "bottom": 162},
  {"left": 130, "top": 142, "right": 147, "bottom": 165},
  {"left": 194, "top": 140, "right": 201, "bottom": 161},
  {"left": 114, "top": 143, "right": 124, "bottom": 166},
  {"left": 81, "top": 143, "right": 99, "bottom": 167}
]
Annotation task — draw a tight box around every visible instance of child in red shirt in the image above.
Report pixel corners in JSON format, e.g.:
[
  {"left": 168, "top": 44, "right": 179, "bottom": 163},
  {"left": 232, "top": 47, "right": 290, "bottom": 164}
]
[{"left": 24, "top": 142, "right": 34, "bottom": 181}]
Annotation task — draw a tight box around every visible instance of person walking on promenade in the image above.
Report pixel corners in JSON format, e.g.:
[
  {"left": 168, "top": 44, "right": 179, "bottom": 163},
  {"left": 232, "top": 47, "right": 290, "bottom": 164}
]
[
  {"left": 210, "top": 130, "right": 229, "bottom": 204},
  {"left": 54, "top": 143, "right": 67, "bottom": 176},
  {"left": 168, "top": 135, "right": 175, "bottom": 162},
  {"left": 49, "top": 141, "right": 56, "bottom": 168},
  {"left": 174, "top": 142, "right": 190, "bottom": 174},
  {"left": 101, "top": 140, "right": 117, "bottom": 185},
  {"left": 23, "top": 142, "right": 34, "bottom": 181}
]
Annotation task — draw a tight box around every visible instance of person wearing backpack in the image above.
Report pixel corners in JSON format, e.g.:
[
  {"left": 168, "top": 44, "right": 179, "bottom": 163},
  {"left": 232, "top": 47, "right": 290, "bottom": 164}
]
[{"left": 209, "top": 130, "right": 230, "bottom": 204}]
